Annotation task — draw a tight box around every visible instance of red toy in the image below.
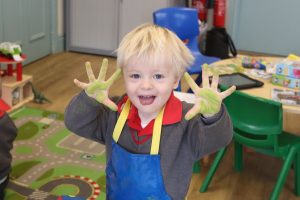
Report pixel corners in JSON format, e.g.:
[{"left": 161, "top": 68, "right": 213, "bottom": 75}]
[
  {"left": 0, "top": 98, "right": 10, "bottom": 112},
  {"left": 0, "top": 54, "right": 26, "bottom": 81}
]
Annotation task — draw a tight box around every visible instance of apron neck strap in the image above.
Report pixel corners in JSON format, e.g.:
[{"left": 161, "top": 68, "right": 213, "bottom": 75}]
[
  {"left": 113, "top": 99, "right": 131, "bottom": 143},
  {"left": 112, "top": 99, "right": 165, "bottom": 155},
  {"left": 150, "top": 106, "right": 165, "bottom": 155}
]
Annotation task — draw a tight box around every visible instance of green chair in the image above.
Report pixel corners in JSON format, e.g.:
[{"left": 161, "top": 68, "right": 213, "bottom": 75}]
[{"left": 200, "top": 89, "right": 300, "bottom": 200}]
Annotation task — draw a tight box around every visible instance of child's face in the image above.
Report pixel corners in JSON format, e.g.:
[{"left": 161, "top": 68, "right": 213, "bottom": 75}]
[{"left": 123, "top": 58, "right": 180, "bottom": 119}]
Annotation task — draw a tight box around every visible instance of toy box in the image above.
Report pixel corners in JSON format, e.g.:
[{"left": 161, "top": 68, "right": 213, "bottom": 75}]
[
  {"left": 275, "top": 61, "right": 300, "bottom": 78},
  {"left": 272, "top": 74, "right": 300, "bottom": 90}
]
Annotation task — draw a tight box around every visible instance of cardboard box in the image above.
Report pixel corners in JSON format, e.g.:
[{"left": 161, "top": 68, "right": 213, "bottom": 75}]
[
  {"left": 275, "top": 61, "right": 300, "bottom": 78},
  {"left": 272, "top": 74, "right": 300, "bottom": 90}
]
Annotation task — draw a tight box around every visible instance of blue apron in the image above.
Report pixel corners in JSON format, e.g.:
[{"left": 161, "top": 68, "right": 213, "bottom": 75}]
[{"left": 106, "top": 99, "right": 171, "bottom": 200}]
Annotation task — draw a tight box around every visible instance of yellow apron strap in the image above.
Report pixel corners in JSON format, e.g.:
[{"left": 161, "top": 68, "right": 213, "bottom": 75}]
[
  {"left": 150, "top": 106, "right": 165, "bottom": 155},
  {"left": 112, "top": 98, "right": 165, "bottom": 155},
  {"left": 112, "top": 99, "right": 131, "bottom": 142}
]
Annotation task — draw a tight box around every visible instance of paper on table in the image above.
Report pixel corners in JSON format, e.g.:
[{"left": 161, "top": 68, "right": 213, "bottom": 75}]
[{"left": 272, "top": 88, "right": 300, "bottom": 106}]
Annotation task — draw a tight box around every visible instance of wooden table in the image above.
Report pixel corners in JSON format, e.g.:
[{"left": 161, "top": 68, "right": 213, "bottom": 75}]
[{"left": 212, "top": 56, "right": 300, "bottom": 136}]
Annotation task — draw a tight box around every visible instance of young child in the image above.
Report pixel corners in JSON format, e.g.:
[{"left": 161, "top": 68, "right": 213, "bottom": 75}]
[
  {"left": 64, "top": 23, "right": 235, "bottom": 200},
  {"left": 0, "top": 110, "right": 18, "bottom": 199}
]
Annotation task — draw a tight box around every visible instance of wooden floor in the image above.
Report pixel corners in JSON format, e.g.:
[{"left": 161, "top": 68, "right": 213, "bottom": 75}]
[{"left": 23, "top": 52, "right": 299, "bottom": 200}]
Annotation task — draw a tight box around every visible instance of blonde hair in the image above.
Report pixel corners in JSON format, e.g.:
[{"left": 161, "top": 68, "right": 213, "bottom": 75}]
[{"left": 117, "top": 23, "right": 194, "bottom": 77}]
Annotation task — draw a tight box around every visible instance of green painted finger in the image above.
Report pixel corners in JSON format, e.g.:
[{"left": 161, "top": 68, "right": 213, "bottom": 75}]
[
  {"left": 85, "top": 62, "right": 96, "bottom": 82},
  {"left": 183, "top": 72, "right": 199, "bottom": 94},
  {"left": 98, "top": 58, "right": 108, "bottom": 81},
  {"left": 202, "top": 64, "right": 210, "bottom": 88},
  {"left": 220, "top": 85, "right": 236, "bottom": 100},
  {"left": 185, "top": 105, "right": 201, "bottom": 120},
  {"left": 106, "top": 68, "right": 122, "bottom": 87},
  {"left": 74, "top": 79, "right": 89, "bottom": 90},
  {"left": 211, "top": 72, "right": 219, "bottom": 91}
]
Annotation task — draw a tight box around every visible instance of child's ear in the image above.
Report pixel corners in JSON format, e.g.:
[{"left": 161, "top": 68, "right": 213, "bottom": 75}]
[{"left": 173, "top": 76, "right": 181, "bottom": 89}]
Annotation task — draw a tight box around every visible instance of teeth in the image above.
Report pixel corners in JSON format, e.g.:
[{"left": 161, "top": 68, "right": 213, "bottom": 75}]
[
  {"left": 140, "top": 95, "right": 153, "bottom": 98},
  {"left": 139, "top": 95, "right": 155, "bottom": 105}
]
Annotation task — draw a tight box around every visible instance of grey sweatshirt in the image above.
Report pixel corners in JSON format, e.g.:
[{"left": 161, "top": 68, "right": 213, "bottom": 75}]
[{"left": 64, "top": 91, "right": 233, "bottom": 200}]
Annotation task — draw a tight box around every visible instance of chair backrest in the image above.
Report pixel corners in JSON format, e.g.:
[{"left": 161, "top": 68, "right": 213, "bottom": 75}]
[
  {"left": 223, "top": 88, "right": 283, "bottom": 150},
  {"left": 153, "top": 7, "right": 199, "bottom": 50}
]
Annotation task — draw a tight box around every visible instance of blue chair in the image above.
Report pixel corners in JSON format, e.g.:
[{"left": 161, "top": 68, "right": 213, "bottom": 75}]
[{"left": 153, "top": 7, "right": 220, "bottom": 91}]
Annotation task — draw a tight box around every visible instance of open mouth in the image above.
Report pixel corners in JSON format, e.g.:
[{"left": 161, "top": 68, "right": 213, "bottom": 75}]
[{"left": 139, "top": 95, "right": 156, "bottom": 105}]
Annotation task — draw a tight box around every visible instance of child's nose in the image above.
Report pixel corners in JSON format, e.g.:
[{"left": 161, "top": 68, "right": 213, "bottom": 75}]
[{"left": 141, "top": 78, "right": 153, "bottom": 89}]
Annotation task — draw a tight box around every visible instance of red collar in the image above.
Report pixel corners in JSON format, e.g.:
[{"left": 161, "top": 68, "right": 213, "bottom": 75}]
[{"left": 117, "top": 92, "right": 182, "bottom": 136}]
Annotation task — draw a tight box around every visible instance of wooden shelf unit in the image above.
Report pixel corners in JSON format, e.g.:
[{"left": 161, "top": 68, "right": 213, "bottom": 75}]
[{"left": 1, "top": 74, "right": 33, "bottom": 111}]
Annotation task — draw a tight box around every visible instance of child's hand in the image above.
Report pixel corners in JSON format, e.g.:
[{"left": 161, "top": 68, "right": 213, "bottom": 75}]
[
  {"left": 74, "top": 58, "right": 122, "bottom": 111},
  {"left": 183, "top": 64, "right": 236, "bottom": 120}
]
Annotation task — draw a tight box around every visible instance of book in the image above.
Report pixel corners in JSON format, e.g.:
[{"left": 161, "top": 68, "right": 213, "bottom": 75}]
[{"left": 272, "top": 88, "right": 300, "bottom": 106}]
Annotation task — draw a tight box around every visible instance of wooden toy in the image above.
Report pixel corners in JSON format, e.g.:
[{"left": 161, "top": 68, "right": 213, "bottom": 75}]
[
  {"left": 0, "top": 51, "right": 33, "bottom": 111},
  {"left": 1, "top": 74, "right": 33, "bottom": 111},
  {"left": 0, "top": 54, "right": 26, "bottom": 81}
]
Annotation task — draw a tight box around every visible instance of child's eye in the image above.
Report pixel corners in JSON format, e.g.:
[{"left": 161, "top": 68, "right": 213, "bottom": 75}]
[
  {"left": 129, "top": 74, "right": 140, "bottom": 79},
  {"left": 153, "top": 74, "right": 164, "bottom": 79}
]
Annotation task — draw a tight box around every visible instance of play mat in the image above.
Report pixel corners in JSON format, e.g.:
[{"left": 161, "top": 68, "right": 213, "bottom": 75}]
[{"left": 5, "top": 107, "right": 107, "bottom": 200}]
